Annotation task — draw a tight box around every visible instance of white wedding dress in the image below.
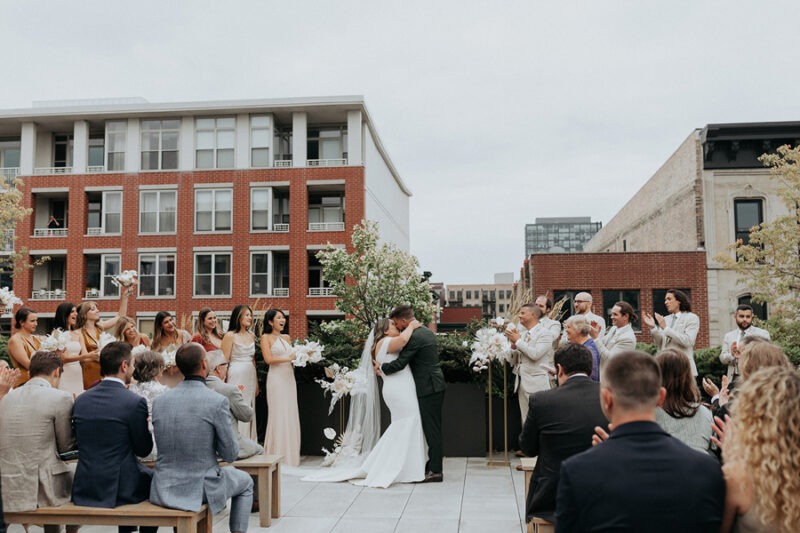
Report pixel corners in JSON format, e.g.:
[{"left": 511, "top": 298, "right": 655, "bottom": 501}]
[{"left": 303, "top": 338, "right": 427, "bottom": 488}]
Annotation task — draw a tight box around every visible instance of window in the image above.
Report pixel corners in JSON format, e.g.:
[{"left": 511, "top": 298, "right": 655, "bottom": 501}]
[
  {"left": 652, "top": 289, "right": 692, "bottom": 318},
  {"left": 139, "top": 190, "right": 176, "bottom": 233},
  {"left": 88, "top": 134, "right": 104, "bottom": 168},
  {"left": 308, "top": 252, "right": 330, "bottom": 294},
  {"left": 140, "top": 119, "right": 179, "bottom": 170},
  {"left": 85, "top": 254, "right": 121, "bottom": 297},
  {"left": 499, "top": 304, "right": 505, "bottom": 313},
  {"left": 105, "top": 121, "right": 126, "bottom": 171},
  {"left": 738, "top": 294, "right": 767, "bottom": 321},
  {"left": 195, "top": 189, "right": 232, "bottom": 232},
  {"left": 137, "top": 318, "right": 155, "bottom": 338},
  {"left": 139, "top": 254, "right": 175, "bottom": 297},
  {"left": 251, "top": 115, "right": 270, "bottom": 167},
  {"left": 601, "top": 290, "right": 641, "bottom": 331},
  {"left": 251, "top": 188, "right": 271, "bottom": 230},
  {"left": 0, "top": 141, "right": 21, "bottom": 170},
  {"left": 449, "top": 291, "right": 455, "bottom": 300},
  {"left": 307, "top": 127, "right": 347, "bottom": 162},
  {"left": 273, "top": 251, "right": 289, "bottom": 294},
  {"left": 466, "top": 290, "right": 472, "bottom": 299},
  {"left": 251, "top": 253, "right": 270, "bottom": 295},
  {"left": 53, "top": 134, "right": 73, "bottom": 168},
  {"left": 308, "top": 193, "right": 344, "bottom": 225},
  {"left": 196, "top": 117, "right": 235, "bottom": 169},
  {"left": 87, "top": 191, "right": 122, "bottom": 234},
  {"left": 194, "top": 253, "right": 231, "bottom": 296},
  {"left": 734, "top": 199, "right": 764, "bottom": 245},
  {"left": 506, "top": 290, "right": 511, "bottom": 299}
]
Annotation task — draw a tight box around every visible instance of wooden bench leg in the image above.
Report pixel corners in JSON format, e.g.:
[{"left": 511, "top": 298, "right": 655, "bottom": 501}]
[
  {"left": 258, "top": 468, "right": 270, "bottom": 527},
  {"left": 43, "top": 525, "right": 60, "bottom": 533},
  {"left": 176, "top": 516, "right": 192, "bottom": 533},
  {"left": 197, "top": 505, "right": 212, "bottom": 533},
  {"left": 271, "top": 463, "right": 280, "bottom": 519}
]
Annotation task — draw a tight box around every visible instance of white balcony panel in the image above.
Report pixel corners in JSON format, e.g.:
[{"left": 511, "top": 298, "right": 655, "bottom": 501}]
[
  {"left": 33, "top": 228, "right": 69, "bottom": 237},
  {"left": 31, "top": 290, "right": 66, "bottom": 301},
  {"left": 308, "top": 287, "right": 334, "bottom": 296},
  {"left": 308, "top": 222, "right": 345, "bottom": 232},
  {"left": 272, "top": 224, "right": 290, "bottom": 232},
  {"left": 272, "top": 288, "right": 289, "bottom": 297},
  {"left": 34, "top": 167, "right": 73, "bottom": 175},
  {"left": 306, "top": 158, "right": 347, "bottom": 167},
  {"left": 274, "top": 160, "right": 292, "bottom": 168},
  {"left": 84, "top": 289, "right": 101, "bottom": 299}
]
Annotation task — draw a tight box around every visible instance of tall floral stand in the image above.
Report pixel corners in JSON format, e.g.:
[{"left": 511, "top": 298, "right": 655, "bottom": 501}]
[{"left": 487, "top": 360, "right": 510, "bottom": 466}]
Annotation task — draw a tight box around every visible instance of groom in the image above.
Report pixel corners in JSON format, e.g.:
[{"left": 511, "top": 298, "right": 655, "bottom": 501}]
[{"left": 380, "top": 304, "right": 446, "bottom": 482}]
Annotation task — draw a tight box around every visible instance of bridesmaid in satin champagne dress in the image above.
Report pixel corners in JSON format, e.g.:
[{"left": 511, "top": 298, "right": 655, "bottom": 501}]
[
  {"left": 53, "top": 302, "right": 88, "bottom": 396},
  {"left": 221, "top": 305, "right": 258, "bottom": 442},
  {"left": 260, "top": 309, "right": 300, "bottom": 466}
]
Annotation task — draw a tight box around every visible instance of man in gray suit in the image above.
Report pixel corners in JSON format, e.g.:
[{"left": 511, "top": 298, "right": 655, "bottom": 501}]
[
  {"left": 150, "top": 343, "right": 253, "bottom": 533},
  {"left": 0, "top": 351, "right": 75, "bottom": 514},
  {"left": 589, "top": 301, "right": 638, "bottom": 372},
  {"left": 644, "top": 289, "right": 700, "bottom": 376},
  {"left": 205, "top": 350, "right": 264, "bottom": 459}
]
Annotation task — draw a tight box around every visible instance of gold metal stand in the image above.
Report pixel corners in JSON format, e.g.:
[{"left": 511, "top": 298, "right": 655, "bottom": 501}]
[
  {"left": 339, "top": 400, "right": 346, "bottom": 434},
  {"left": 487, "top": 361, "right": 510, "bottom": 466}
]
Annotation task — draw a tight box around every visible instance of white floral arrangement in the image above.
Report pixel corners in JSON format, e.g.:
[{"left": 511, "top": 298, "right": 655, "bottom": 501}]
[
  {"left": 97, "top": 331, "right": 117, "bottom": 351},
  {"left": 111, "top": 270, "right": 138, "bottom": 288},
  {"left": 315, "top": 363, "right": 367, "bottom": 414},
  {"left": 131, "top": 345, "right": 150, "bottom": 356},
  {"left": 0, "top": 287, "right": 23, "bottom": 311},
  {"left": 320, "top": 427, "right": 344, "bottom": 466},
  {"left": 40, "top": 329, "right": 72, "bottom": 352},
  {"left": 469, "top": 323, "right": 512, "bottom": 372},
  {"left": 292, "top": 340, "right": 325, "bottom": 367},
  {"left": 161, "top": 348, "right": 177, "bottom": 368}
]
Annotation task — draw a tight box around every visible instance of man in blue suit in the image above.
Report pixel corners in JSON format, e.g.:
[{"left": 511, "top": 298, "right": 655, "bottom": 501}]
[
  {"left": 150, "top": 343, "right": 253, "bottom": 533},
  {"left": 72, "top": 341, "right": 155, "bottom": 533},
  {"left": 555, "top": 350, "right": 724, "bottom": 533}
]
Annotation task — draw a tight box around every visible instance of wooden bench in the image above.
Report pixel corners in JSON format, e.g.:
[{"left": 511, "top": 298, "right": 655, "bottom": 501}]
[
  {"left": 4, "top": 501, "right": 211, "bottom": 533},
  {"left": 225, "top": 453, "right": 282, "bottom": 527},
  {"left": 520, "top": 457, "right": 554, "bottom": 533}
]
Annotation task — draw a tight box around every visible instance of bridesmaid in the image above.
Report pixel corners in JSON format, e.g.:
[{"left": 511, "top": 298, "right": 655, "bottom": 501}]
[
  {"left": 6, "top": 308, "right": 41, "bottom": 387},
  {"left": 113, "top": 316, "right": 151, "bottom": 347},
  {"left": 53, "top": 302, "right": 94, "bottom": 396},
  {"left": 191, "top": 308, "right": 224, "bottom": 352},
  {"left": 221, "top": 305, "right": 258, "bottom": 441},
  {"left": 260, "top": 309, "right": 300, "bottom": 467},
  {"left": 76, "top": 289, "right": 131, "bottom": 389},
  {"left": 150, "top": 311, "right": 191, "bottom": 388}
]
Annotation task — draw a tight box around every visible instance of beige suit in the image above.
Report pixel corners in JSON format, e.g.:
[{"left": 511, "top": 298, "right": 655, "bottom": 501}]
[
  {"left": 512, "top": 323, "right": 555, "bottom": 422},
  {"left": 651, "top": 312, "right": 700, "bottom": 376},
  {"left": 0, "top": 377, "right": 75, "bottom": 512},
  {"left": 595, "top": 324, "right": 638, "bottom": 372}
]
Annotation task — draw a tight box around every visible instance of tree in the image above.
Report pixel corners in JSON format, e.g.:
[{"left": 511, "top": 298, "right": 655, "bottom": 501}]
[
  {"left": 0, "top": 176, "right": 35, "bottom": 276},
  {"left": 717, "top": 144, "right": 800, "bottom": 317},
  {"left": 316, "top": 220, "right": 439, "bottom": 341}
]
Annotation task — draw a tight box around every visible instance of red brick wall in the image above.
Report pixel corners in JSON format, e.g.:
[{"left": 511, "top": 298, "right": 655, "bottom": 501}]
[
  {"left": 14, "top": 166, "right": 366, "bottom": 339},
  {"left": 528, "top": 252, "right": 710, "bottom": 348}
]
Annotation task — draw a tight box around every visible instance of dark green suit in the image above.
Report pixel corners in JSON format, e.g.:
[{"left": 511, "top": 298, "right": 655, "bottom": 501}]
[{"left": 381, "top": 326, "right": 446, "bottom": 473}]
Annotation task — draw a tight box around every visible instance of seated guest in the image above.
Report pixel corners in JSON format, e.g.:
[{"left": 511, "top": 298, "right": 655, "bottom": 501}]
[
  {"left": 0, "top": 352, "right": 76, "bottom": 514},
  {"left": 654, "top": 348, "right": 713, "bottom": 454},
  {"left": 518, "top": 344, "right": 607, "bottom": 524},
  {"left": 129, "top": 350, "right": 168, "bottom": 462},
  {"left": 72, "top": 342, "right": 155, "bottom": 533},
  {"left": 563, "top": 315, "right": 600, "bottom": 381},
  {"left": 0, "top": 362, "right": 17, "bottom": 533},
  {"left": 206, "top": 350, "right": 264, "bottom": 459},
  {"left": 150, "top": 343, "right": 253, "bottom": 533},
  {"left": 721, "top": 367, "right": 800, "bottom": 533},
  {"left": 555, "top": 350, "right": 724, "bottom": 532}
]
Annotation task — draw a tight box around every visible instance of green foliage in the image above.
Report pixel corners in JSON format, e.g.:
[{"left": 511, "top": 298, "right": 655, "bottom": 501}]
[
  {"left": 760, "top": 317, "right": 800, "bottom": 366},
  {"left": 695, "top": 346, "right": 726, "bottom": 380},
  {"left": 636, "top": 342, "right": 658, "bottom": 355},
  {"left": 0, "top": 334, "right": 9, "bottom": 364}
]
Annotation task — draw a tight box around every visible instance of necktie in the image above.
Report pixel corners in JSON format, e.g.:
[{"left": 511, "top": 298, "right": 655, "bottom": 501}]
[{"left": 669, "top": 314, "right": 676, "bottom": 328}]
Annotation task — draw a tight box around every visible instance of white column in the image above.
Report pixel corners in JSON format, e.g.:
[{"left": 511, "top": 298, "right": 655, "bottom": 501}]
[
  {"left": 292, "top": 112, "right": 307, "bottom": 167},
  {"left": 179, "top": 116, "right": 194, "bottom": 171},
  {"left": 235, "top": 113, "right": 250, "bottom": 169},
  {"left": 20, "top": 122, "right": 37, "bottom": 175},
  {"left": 125, "top": 118, "right": 140, "bottom": 172},
  {"left": 73, "top": 120, "right": 89, "bottom": 173},
  {"left": 346, "top": 110, "right": 363, "bottom": 165}
]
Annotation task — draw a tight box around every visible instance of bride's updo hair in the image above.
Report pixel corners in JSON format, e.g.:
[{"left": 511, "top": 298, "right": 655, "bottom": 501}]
[{"left": 372, "top": 318, "right": 391, "bottom": 358}]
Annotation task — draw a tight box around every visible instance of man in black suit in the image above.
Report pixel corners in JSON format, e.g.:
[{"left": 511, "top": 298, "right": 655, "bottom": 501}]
[
  {"left": 555, "top": 350, "right": 725, "bottom": 533},
  {"left": 380, "top": 304, "right": 446, "bottom": 482},
  {"left": 72, "top": 342, "right": 156, "bottom": 533},
  {"left": 518, "top": 343, "right": 606, "bottom": 523}
]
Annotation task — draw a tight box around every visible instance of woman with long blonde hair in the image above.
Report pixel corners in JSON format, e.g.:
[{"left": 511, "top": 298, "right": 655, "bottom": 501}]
[
  {"left": 721, "top": 367, "right": 800, "bottom": 532},
  {"left": 76, "top": 289, "right": 130, "bottom": 388},
  {"left": 113, "top": 316, "right": 150, "bottom": 347}
]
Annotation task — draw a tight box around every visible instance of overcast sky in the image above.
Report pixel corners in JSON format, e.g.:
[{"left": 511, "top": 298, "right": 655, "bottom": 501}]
[{"left": 4, "top": 1, "right": 800, "bottom": 284}]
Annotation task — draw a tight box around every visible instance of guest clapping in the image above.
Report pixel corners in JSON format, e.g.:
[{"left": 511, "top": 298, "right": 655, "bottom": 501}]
[{"left": 644, "top": 289, "right": 700, "bottom": 377}]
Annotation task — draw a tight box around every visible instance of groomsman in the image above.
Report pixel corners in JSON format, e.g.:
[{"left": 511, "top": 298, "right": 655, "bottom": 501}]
[
  {"left": 560, "top": 292, "right": 605, "bottom": 346},
  {"left": 719, "top": 304, "right": 770, "bottom": 379},
  {"left": 589, "top": 301, "right": 638, "bottom": 371},
  {"left": 644, "top": 289, "right": 700, "bottom": 376},
  {"left": 535, "top": 295, "right": 562, "bottom": 348}
]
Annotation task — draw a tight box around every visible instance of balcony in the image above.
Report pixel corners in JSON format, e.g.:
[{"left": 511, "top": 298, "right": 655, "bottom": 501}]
[
  {"left": 308, "top": 287, "right": 334, "bottom": 297},
  {"left": 272, "top": 223, "right": 290, "bottom": 232},
  {"left": 33, "top": 228, "right": 69, "bottom": 237},
  {"left": 34, "top": 167, "right": 73, "bottom": 175},
  {"left": 307, "top": 158, "right": 347, "bottom": 167},
  {"left": 31, "top": 289, "right": 66, "bottom": 301},
  {"left": 274, "top": 160, "right": 292, "bottom": 168},
  {"left": 308, "top": 222, "right": 345, "bottom": 232},
  {"left": 273, "top": 288, "right": 289, "bottom": 297},
  {"left": 1, "top": 167, "right": 19, "bottom": 185},
  {"left": 84, "top": 289, "right": 101, "bottom": 299},
  {"left": 87, "top": 165, "right": 105, "bottom": 173}
]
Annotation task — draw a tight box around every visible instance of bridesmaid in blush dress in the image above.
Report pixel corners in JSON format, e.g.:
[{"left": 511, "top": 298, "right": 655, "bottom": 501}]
[
  {"left": 221, "top": 305, "right": 258, "bottom": 442},
  {"left": 260, "top": 309, "right": 300, "bottom": 466},
  {"left": 52, "top": 302, "right": 91, "bottom": 396}
]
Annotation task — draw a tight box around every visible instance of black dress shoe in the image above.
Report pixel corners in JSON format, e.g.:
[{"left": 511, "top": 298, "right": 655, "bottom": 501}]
[{"left": 421, "top": 471, "right": 443, "bottom": 483}]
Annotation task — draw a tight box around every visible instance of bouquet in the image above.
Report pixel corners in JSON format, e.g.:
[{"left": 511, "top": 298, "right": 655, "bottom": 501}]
[
  {"left": 320, "top": 427, "right": 344, "bottom": 466},
  {"left": 131, "top": 345, "right": 150, "bottom": 356},
  {"left": 97, "top": 332, "right": 116, "bottom": 351},
  {"left": 111, "top": 270, "right": 138, "bottom": 288},
  {"left": 40, "top": 329, "right": 72, "bottom": 352},
  {"left": 469, "top": 317, "right": 514, "bottom": 372},
  {"left": 292, "top": 340, "right": 325, "bottom": 367},
  {"left": 161, "top": 348, "right": 177, "bottom": 368},
  {"left": 0, "top": 287, "right": 22, "bottom": 311},
  {"left": 315, "top": 363, "right": 367, "bottom": 414}
]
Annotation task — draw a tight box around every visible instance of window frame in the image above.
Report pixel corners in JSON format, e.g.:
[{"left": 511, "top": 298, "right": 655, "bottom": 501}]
[
  {"left": 195, "top": 117, "right": 235, "bottom": 169},
  {"left": 139, "top": 189, "right": 177, "bottom": 234},
  {"left": 138, "top": 253, "right": 176, "bottom": 298},
  {"left": 140, "top": 119, "right": 180, "bottom": 171},
  {"left": 105, "top": 120, "right": 127, "bottom": 171},
  {"left": 193, "top": 252, "right": 232, "bottom": 297},
  {"left": 194, "top": 188, "right": 233, "bottom": 233},
  {"left": 250, "top": 187, "right": 273, "bottom": 232},
  {"left": 250, "top": 115, "right": 270, "bottom": 167},
  {"left": 733, "top": 198, "right": 764, "bottom": 246},
  {"left": 250, "top": 251, "right": 272, "bottom": 296}
]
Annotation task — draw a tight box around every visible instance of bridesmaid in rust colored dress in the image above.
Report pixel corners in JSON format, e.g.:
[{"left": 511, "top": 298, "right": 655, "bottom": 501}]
[
  {"left": 190, "top": 308, "right": 224, "bottom": 352},
  {"left": 6, "top": 308, "right": 41, "bottom": 387},
  {"left": 76, "top": 289, "right": 130, "bottom": 389}
]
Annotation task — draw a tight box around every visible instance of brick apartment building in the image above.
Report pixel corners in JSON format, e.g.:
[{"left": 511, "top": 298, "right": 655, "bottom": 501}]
[{"left": 0, "top": 96, "right": 410, "bottom": 339}]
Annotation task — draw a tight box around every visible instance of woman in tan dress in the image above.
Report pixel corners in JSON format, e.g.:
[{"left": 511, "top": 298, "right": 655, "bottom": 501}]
[
  {"left": 6, "top": 308, "right": 41, "bottom": 387},
  {"left": 76, "top": 289, "right": 130, "bottom": 389},
  {"left": 151, "top": 311, "right": 191, "bottom": 387}
]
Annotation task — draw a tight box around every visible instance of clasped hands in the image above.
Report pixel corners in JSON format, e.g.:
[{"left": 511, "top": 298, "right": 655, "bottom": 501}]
[{"left": 642, "top": 312, "right": 667, "bottom": 329}]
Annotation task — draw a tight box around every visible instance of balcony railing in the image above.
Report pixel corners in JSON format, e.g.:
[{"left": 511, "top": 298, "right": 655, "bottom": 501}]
[
  {"left": 87, "top": 227, "right": 103, "bottom": 236},
  {"left": 272, "top": 223, "right": 289, "bottom": 232},
  {"left": 84, "top": 289, "right": 101, "bottom": 299},
  {"left": 308, "top": 222, "right": 345, "bottom": 232},
  {"left": 1, "top": 167, "right": 19, "bottom": 184},
  {"left": 273, "top": 288, "right": 289, "bottom": 297},
  {"left": 34, "top": 167, "right": 73, "bottom": 175},
  {"left": 34, "top": 228, "right": 69, "bottom": 237},
  {"left": 307, "top": 158, "right": 347, "bottom": 167},
  {"left": 31, "top": 289, "right": 66, "bottom": 301},
  {"left": 87, "top": 165, "right": 105, "bottom": 173},
  {"left": 274, "top": 160, "right": 292, "bottom": 168},
  {"left": 308, "top": 287, "right": 334, "bottom": 297}
]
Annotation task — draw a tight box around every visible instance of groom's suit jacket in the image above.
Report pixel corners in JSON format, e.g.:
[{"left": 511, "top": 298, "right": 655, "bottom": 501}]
[
  {"left": 381, "top": 326, "right": 445, "bottom": 397},
  {"left": 650, "top": 311, "right": 700, "bottom": 376}
]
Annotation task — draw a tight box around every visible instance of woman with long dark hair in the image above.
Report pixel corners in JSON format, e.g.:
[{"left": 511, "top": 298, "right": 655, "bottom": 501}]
[
  {"left": 191, "top": 308, "right": 224, "bottom": 352},
  {"left": 150, "top": 311, "right": 190, "bottom": 388},
  {"left": 53, "top": 302, "right": 93, "bottom": 396},
  {"left": 260, "top": 309, "right": 300, "bottom": 466},
  {"left": 6, "top": 308, "right": 41, "bottom": 387},
  {"left": 221, "top": 305, "right": 257, "bottom": 441}
]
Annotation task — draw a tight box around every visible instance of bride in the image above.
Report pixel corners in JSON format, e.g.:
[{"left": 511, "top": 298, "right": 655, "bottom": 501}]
[{"left": 302, "top": 317, "right": 428, "bottom": 488}]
